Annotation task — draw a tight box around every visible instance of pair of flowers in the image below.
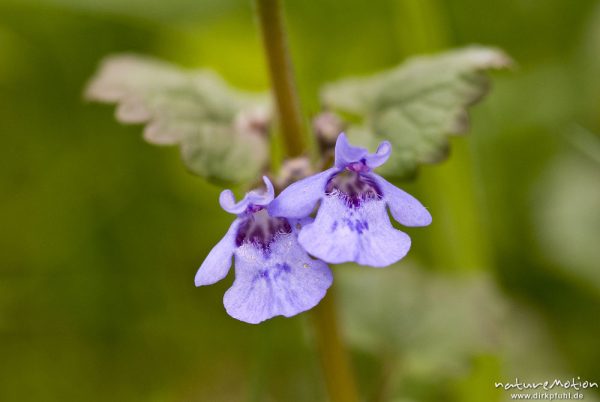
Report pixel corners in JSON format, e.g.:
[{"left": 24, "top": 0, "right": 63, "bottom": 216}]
[{"left": 195, "top": 134, "right": 432, "bottom": 324}]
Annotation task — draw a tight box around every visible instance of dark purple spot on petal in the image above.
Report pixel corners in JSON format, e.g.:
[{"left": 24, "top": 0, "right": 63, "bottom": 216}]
[
  {"left": 272, "top": 263, "right": 291, "bottom": 280},
  {"left": 278, "top": 263, "right": 291, "bottom": 273},
  {"left": 251, "top": 269, "right": 270, "bottom": 285},
  {"left": 339, "top": 217, "right": 371, "bottom": 234}
]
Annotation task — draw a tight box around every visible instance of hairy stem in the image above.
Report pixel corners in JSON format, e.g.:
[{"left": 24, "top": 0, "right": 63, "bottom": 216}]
[
  {"left": 255, "top": 0, "right": 305, "bottom": 157},
  {"left": 254, "top": 1, "right": 359, "bottom": 401},
  {"left": 311, "top": 287, "right": 360, "bottom": 402}
]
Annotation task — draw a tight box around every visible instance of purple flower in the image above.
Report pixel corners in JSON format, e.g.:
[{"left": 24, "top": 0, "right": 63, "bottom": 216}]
[
  {"left": 269, "top": 133, "right": 431, "bottom": 267},
  {"left": 195, "top": 177, "right": 333, "bottom": 324}
]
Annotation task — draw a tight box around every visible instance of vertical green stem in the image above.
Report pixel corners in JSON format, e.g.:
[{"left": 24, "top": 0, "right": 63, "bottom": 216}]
[
  {"left": 311, "top": 288, "right": 360, "bottom": 402},
  {"left": 255, "top": 0, "right": 305, "bottom": 157},
  {"left": 254, "top": 1, "right": 360, "bottom": 401}
]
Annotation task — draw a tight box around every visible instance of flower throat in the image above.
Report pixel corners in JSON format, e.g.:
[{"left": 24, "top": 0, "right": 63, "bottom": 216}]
[{"left": 235, "top": 208, "right": 292, "bottom": 250}]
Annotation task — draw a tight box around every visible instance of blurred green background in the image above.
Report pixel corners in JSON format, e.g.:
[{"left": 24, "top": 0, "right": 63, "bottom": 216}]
[{"left": 1, "top": 0, "right": 599, "bottom": 401}]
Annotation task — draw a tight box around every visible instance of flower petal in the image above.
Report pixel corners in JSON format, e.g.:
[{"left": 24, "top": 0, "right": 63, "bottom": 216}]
[
  {"left": 299, "top": 195, "right": 411, "bottom": 267},
  {"left": 195, "top": 219, "right": 240, "bottom": 286},
  {"left": 334, "top": 132, "right": 368, "bottom": 168},
  {"left": 268, "top": 168, "right": 337, "bottom": 219},
  {"left": 219, "top": 176, "right": 275, "bottom": 215},
  {"left": 334, "top": 133, "right": 391, "bottom": 170},
  {"left": 218, "top": 190, "right": 246, "bottom": 214},
  {"left": 223, "top": 233, "right": 333, "bottom": 324},
  {"left": 246, "top": 176, "right": 275, "bottom": 206},
  {"left": 373, "top": 174, "right": 432, "bottom": 226},
  {"left": 364, "top": 141, "right": 391, "bottom": 169}
]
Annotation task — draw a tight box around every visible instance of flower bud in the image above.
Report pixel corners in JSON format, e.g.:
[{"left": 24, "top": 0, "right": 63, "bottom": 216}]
[{"left": 313, "top": 111, "right": 344, "bottom": 148}]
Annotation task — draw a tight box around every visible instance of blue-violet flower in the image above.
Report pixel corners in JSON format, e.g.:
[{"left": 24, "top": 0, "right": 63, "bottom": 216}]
[
  {"left": 269, "top": 133, "right": 432, "bottom": 267},
  {"left": 195, "top": 177, "right": 333, "bottom": 324}
]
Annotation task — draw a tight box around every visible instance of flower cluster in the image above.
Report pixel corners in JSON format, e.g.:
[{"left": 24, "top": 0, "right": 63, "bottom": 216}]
[{"left": 195, "top": 133, "right": 431, "bottom": 323}]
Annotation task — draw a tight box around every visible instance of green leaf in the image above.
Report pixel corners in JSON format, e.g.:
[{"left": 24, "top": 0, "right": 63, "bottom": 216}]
[
  {"left": 321, "top": 46, "right": 512, "bottom": 178},
  {"left": 85, "top": 54, "right": 270, "bottom": 183}
]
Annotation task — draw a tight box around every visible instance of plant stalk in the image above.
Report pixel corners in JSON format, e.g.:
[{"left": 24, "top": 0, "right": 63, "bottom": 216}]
[
  {"left": 311, "top": 287, "right": 360, "bottom": 402},
  {"left": 254, "top": 1, "right": 359, "bottom": 401},
  {"left": 255, "top": 0, "right": 305, "bottom": 157}
]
